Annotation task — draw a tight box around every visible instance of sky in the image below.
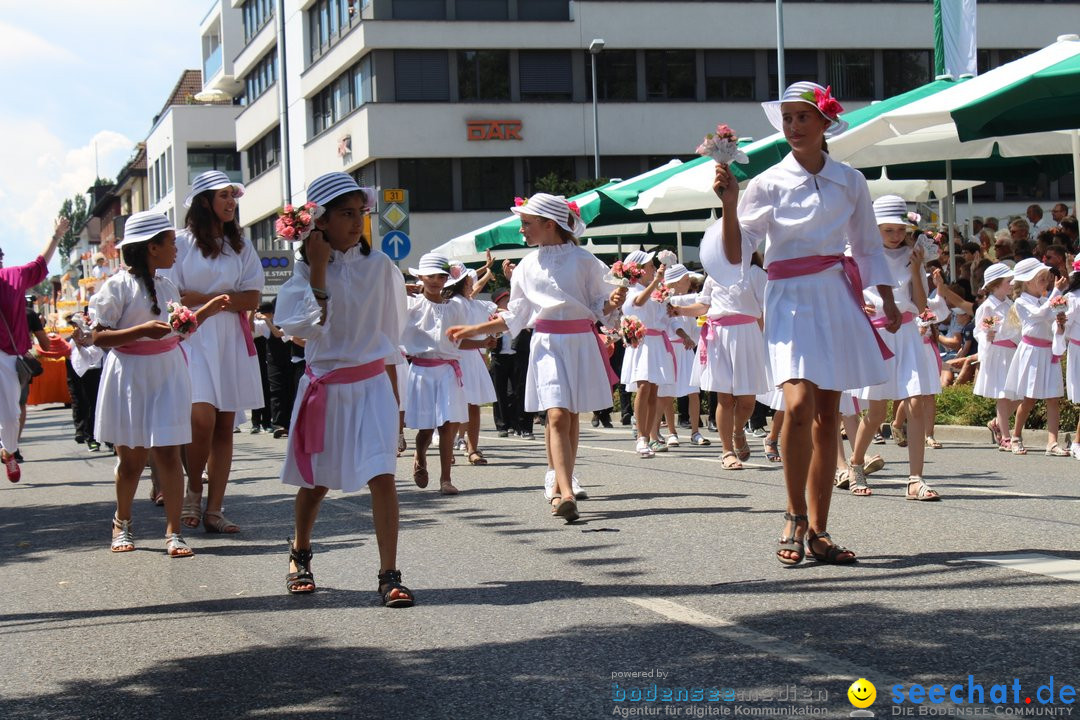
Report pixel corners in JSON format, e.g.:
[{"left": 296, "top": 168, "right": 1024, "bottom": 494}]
[{"left": 0, "top": 0, "right": 211, "bottom": 271}]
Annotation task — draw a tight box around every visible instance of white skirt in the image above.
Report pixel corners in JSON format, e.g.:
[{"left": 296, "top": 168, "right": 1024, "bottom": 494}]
[
  {"left": 756, "top": 387, "right": 858, "bottom": 415},
  {"left": 1004, "top": 341, "right": 1063, "bottom": 400},
  {"left": 1068, "top": 342, "right": 1080, "bottom": 402},
  {"left": 184, "top": 311, "right": 265, "bottom": 412},
  {"left": 526, "top": 329, "right": 614, "bottom": 413},
  {"left": 0, "top": 356, "right": 22, "bottom": 432},
  {"left": 620, "top": 333, "right": 676, "bottom": 389},
  {"left": 857, "top": 322, "right": 941, "bottom": 401},
  {"left": 95, "top": 347, "right": 192, "bottom": 448},
  {"left": 280, "top": 371, "right": 397, "bottom": 492},
  {"left": 404, "top": 362, "right": 468, "bottom": 429},
  {"left": 766, "top": 265, "right": 886, "bottom": 392},
  {"left": 696, "top": 322, "right": 770, "bottom": 396},
  {"left": 757, "top": 386, "right": 785, "bottom": 412},
  {"left": 660, "top": 343, "right": 698, "bottom": 397},
  {"left": 974, "top": 342, "right": 1017, "bottom": 400},
  {"left": 460, "top": 349, "right": 497, "bottom": 405}
]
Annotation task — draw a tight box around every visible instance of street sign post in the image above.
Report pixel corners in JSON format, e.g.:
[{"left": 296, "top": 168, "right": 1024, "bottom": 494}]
[
  {"left": 381, "top": 230, "right": 411, "bottom": 262},
  {"left": 378, "top": 188, "right": 409, "bottom": 237}
]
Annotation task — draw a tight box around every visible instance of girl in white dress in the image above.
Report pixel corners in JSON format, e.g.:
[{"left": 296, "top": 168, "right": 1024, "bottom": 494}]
[
  {"left": 447, "top": 265, "right": 498, "bottom": 466},
  {"left": 1055, "top": 265, "right": 1080, "bottom": 458},
  {"left": 672, "top": 240, "right": 769, "bottom": 469},
  {"left": 706, "top": 81, "right": 900, "bottom": 565},
  {"left": 273, "top": 173, "right": 413, "bottom": 606},
  {"left": 619, "top": 250, "right": 676, "bottom": 458},
  {"left": 404, "top": 253, "right": 489, "bottom": 495},
  {"left": 91, "top": 211, "right": 229, "bottom": 557},
  {"left": 1003, "top": 258, "right": 1068, "bottom": 456},
  {"left": 166, "top": 171, "right": 265, "bottom": 534},
  {"left": 972, "top": 263, "right": 1020, "bottom": 450},
  {"left": 847, "top": 196, "right": 941, "bottom": 501},
  {"left": 447, "top": 193, "right": 627, "bottom": 523},
  {"left": 657, "top": 265, "right": 706, "bottom": 449}
]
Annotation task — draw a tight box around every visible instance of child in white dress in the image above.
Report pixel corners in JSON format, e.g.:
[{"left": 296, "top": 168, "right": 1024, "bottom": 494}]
[
  {"left": 447, "top": 266, "right": 498, "bottom": 466},
  {"left": 705, "top": 81, "right": 900, "bottom": 565},
  {"left": 166, "top": 170, "right": 265, "bottom": 534},
  {"left": 657, "top": 264, "right": 706, "bottom": 448},
  {"left": 447, "top": 193, "right": 627, "bottom": 523},
  {"left": 1003, "top": 258, "right": 1068, "bottom": 456},
  {"left": 972, "top": 263, "right": 1020, "bottom": 450},
  {"left": 1055, "top": 264, "right": 1080, "bottom": 458},
  {"left": 91, "top": 211, "right": 229, "bottom": 557},
  {"left": 273, "top": 173, "right": 413, "bottom": 606}
]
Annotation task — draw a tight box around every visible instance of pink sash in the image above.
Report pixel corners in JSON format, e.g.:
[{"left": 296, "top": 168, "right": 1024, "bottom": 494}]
[
  {"left": 644, "top": 328, "right": 678, "bottom": 377},
  {"left": 698, "top": 315, "right": 755, "bottom": 365},
  {"left": 871, "top": 311, "right": 915, "bottom": 328},
  {"left": 293, "top": 359, "right": 384, "bottom": 486},
  {"left": 768, "top": 255, "right": 893, "bottom": 360},
  {"left": 114, "top": 337, "right": 182, "bottom": 355},
  {"left": 534, "top": 318, "right": 619, "bottom": 386},
  {"left": 992, "top": 340, "right": 1018, "bottom": 349},
  {"left": 923, "top": 336, "right": 943, "bottom": 371},
  {"left": 1023, "top": 335, "right": 1060, "bottom": 364},
  {"left": 410, "top": 356, "right": 464, "bottom": 386},
  {"left": 239, "top": 312, "right": 257, "bottom": 357}
]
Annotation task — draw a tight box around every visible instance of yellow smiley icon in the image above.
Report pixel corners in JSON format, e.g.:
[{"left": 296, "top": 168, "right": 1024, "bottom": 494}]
[{"left": 848, "top": 678, "right": 877, "bottom": 708}]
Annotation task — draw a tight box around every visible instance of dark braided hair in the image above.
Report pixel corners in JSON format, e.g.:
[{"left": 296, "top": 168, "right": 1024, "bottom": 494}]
[{"left": 121, "top": 235, "right": 165, "bottom": 315}]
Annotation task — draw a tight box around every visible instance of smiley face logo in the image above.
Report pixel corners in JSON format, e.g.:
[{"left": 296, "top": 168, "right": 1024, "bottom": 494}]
[{"left": 848, "top": 678, "right": 876, "bottom": 708}]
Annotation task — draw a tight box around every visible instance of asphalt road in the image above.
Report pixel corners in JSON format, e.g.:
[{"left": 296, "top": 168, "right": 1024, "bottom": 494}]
[{"left": 2, "top": 405, "right": 1079, "bottom": 720}]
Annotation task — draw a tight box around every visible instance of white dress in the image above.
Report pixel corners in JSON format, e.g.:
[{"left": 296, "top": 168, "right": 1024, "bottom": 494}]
[
  {"left": 660, "top": 293, "right": 700, "bottom": 398},
  {"left": 162, "top": 229, "right": 265, "bottom": 412},
  {"left": 620, "top": 283, "right": 676, "bottom": 390},
  {"left": 1004, "top": 291, "right": 1064, "bottom": 400},
  {"left": 1055, "top": 291, "right": 1080, "bottom": 401},
  {"left": 692, "top": 265, "right": 770, "bottom": 396},
  {"left": 503, "top": 242, "right": 616, "bottom": 413},
  {"left": 857, "top": 245, "right": 941, "bottom": 401},
  {"left": 973, "top": 295, "right": 1020, "bottom": 400},
  {"left": 90, "top": 272, "right": 192, "bottom": 448},
  {"left": 703, "top": 152, "right": 892, "bottom": 392},
  {"left": 275, "top": 245, "right": 405, "bottom": 492},
  {"left": 402, "top": 294, "right": 470, "bottom": 429},
  {"left": 453, "top": 296, "right": 498, "bottom": 405}
]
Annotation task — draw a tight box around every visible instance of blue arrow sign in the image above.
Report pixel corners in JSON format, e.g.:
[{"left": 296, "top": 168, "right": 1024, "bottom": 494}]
[{"left": 381, "top": 230, "right": 411, "bottom": 261}]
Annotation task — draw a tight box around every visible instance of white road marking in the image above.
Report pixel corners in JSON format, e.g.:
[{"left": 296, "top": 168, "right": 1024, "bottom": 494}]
[{"left": 966, "top": 553, "right": 1080, "bottom": 582}]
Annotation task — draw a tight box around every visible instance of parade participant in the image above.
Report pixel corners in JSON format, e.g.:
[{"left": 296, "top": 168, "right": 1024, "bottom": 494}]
[
  {"left": 1003, "top": 258, "right": 1068, "bottom": 456},
  {"left": 273, "top": 173, "right": 413, "bottom": 605},
  {"left": 90, "top": 211, "right": 230, "bottom": 556},
  {"left": 488, "top": 289, "right": 517, "bottom": 437},
  {"left": 447, "top": 266, "right": 498, "bottom": 466},
  {"left": 973, "top": 264, "right": 1020, "bottom": 450},
  {"left": 705, "top": 81, "right": 901, "bottom": 565},
  {"left": 167, "top": 170, "right": 265, "bottom": 533},
  {"left": 658, "top": 263, "right": 707, "bottom": 448},
  {"left": 447, "top": 193, "right": 627, "bottom": 523},
  {"left": 1055, "top": 262, "right": 1080, "bottom": 458},
  {"left": 847, "top": 196, "right": 941, "bottom": 501}
]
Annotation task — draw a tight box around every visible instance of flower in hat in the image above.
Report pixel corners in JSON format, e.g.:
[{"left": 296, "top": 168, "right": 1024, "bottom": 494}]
[
  {"left": 514, "top": 197, "right": 527, "bottom": 207},
  {"left": 801, "top": 85, "right": 844, "bottom": 119},
  {"left": 567, "top": 201, "right": 580, "bottom": 217}
]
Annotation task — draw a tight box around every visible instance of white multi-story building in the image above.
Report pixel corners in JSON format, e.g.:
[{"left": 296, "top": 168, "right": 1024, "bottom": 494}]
[{"left": 200, "top": 0, "right": 1078, "bottom": 258}]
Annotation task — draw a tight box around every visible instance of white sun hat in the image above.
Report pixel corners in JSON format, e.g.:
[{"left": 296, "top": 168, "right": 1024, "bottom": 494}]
[
  {"left": 981, "top": 263, "right": 1014, "bottom": 289},
  {"left": 624, "top": 249, "right": 655, "bottom": 266},
  {"left": 1011, "top": 257, "right": 1052, "bottom": 283},
  {"left": 664, "top": 263, "right": 689, "bottom": 283},
  {"left": 184, "top": 170, "right": 245, "bottom": 208},
  {"left": 119, "top": 211, "right": 175, "bottom": 247},
  {"left": 510, "top": 193, "right": 586, "bottom": 238},
  {"left": 306, "top": 172, "right": 374, "bottom": 210},
  {"left": 762, "top": 81, "right": 850, "bottom": 138},
  {"left": 408, "top": 252, "right": 465, "bottom": 286},
  {"left": 873, "top": 195, "right": 919, "bottom": 227}
]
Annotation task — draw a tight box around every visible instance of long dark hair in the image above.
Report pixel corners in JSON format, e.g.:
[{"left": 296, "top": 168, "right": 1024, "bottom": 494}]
[
  {"left": 185, "top": 190, "right": 244, "bottom": 258},
  {"left": 442, "top": 276, "right": 469, "bottom": 301},
  {"left": 121, "top": 235, "right": 167, "bottom": 315},
  {"left": 298, "top": 189, "right": 371, "bottom": 265}
]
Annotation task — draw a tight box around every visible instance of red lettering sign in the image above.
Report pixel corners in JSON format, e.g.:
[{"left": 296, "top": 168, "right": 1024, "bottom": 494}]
[{"left": 466, "top": 120, "right": 523, "bottom": 141}]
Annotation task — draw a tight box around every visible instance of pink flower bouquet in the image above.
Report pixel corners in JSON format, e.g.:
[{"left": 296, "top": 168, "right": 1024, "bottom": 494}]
[
  {"left": 1050, "top": 295, "right": 1068, "bottom": 313},
  {"left": 620, "top": 315, "right": 646, "bottom": 348},
  {"left": 696, "top": 123, "right": 748, "bottom": 165},
  {"left": 605, "top": 260, "right": 647, "bottom": 288},
  {"left": 167, "top": 301, "right": 198, "bottom": 335},
  {"left": 981, "top": 316, "right": 998, "bottom": 331},
  {"left": 275, "top": 201, "right": 322, "bottom": 242},
  {"left": 918, "top": 308, "right": 938, "bottom": 327},
  {"left": 651, "top": 282, "right": 673, "bottom": 304}
]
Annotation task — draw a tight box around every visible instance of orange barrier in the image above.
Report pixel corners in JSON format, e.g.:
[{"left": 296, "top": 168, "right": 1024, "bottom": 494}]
[{"left": 27, "top": 338, "right": 73, "bottom": 406}]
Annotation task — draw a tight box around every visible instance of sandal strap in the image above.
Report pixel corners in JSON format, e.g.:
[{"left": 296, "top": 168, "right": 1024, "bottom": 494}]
[{"left": 166, "top": 533, "right": 192, "bottom": 554}]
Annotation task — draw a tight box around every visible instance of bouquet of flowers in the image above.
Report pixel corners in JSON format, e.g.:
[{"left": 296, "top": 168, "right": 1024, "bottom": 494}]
[
  {"left": 605, "top": 260, "right": 646, "bottom": 287},
  {"left": 917, "top": 308, "right": 938, "bottom": 328},
  {"left": 620, "top": 315, "right": 646, "bottom": 349},
  {"left": 981, "top": 315, "right": 998, "bottom": 332},
  {"left": 1050, "top": 295, "right": 1069, "bottom": 314},
  {"left": 275, "top": 201, "right": 322, "bottom": 242},
  {"left": 657, "top": 249, "right": 678, "bottom": 267},
  {"left": 167, "top": 301, "right": 198, "bottom": 335},
  {"left": 696, "top": 123, "right": 748, "bottom": 165},
  {"left": 651, "top": 282, "right": 673, "bottom": 304}
]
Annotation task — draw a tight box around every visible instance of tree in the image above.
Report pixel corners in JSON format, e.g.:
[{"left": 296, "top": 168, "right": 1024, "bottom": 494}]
[
  {"left": 56, "top": 194, "right": 88, "bottom": 271},
  {"left": 532, "top": 172, "right": 609, "bottom": 198}
]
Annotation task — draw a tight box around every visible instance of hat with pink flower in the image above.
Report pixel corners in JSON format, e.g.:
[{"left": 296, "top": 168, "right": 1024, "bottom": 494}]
[
  {"left": 762, "top": 81, "right": 849, "bottom": 138},
  {"left": 511, "top": 192, "right": 586, "bottom": 238},
  {"left": 408, "top": 252, "right": 465, "bottom": 286}
]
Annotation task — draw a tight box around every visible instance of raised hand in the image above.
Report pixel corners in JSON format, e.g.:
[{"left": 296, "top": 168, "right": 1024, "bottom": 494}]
[{"left": 712, "top": 163, "right": 738, "bottom": 205}]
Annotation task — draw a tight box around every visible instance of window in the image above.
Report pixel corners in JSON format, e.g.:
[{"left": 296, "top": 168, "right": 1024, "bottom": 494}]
[
  {"left": 458, "top": 51, "right": 510, "bottom": 101},
  {"left": 646, "top": 50, "right": 695, "bottom": 101},
  {"left": 351, "top": 162, "right": 377, "bottom": 191},
  {"left": 457, "top": 0, "right": 508, "bottom": 20},
  {"left": 244, "top": 51, "right": 277, "bottom": 104},
  {"left": 188, "top": 149, "right": 241, "bottom": 184},
  {"left": 519, "top": 51, "right": 572, "bottom": 101},
  {"left": 825, "top": 50, "right": 874, "bottom": 100},
  {"left": 705, "top": 50, "right": 755, "bottom": 101},
  {"left": 391, "top": 0, "right": 446, "bottom": 20},
  {"left": 398, "top": 159, "right": 453, "bottom": 211},
  {"left": 311, "top": 55, "right": 372, "bottom": 136},
  {"left": 165, "top": 147, "right": 173, "bottom": 193},
  {"left": 242, "top": 0, "right": 274, "bottom": 43},
  {"left": 586, "top": 50, "right": 637, "bottom": 102},
  {"left": 883, "top": 50, "right": 931, "bottom": 97},
  {"left": 462, "top": 158, "right": 514, "bottom": 210},
  {"left": 308, "top": 0, "right": 361, "bottom": 63},
  {"left": 394, "top": 51, "right": 450, "bottom": 101},
  {"left": 247, "top": 127, "right": 280, "bottom": 180},
  {"left": 518, "top": 0, "right": 569, "bottom": 21},
  {"left": 768, "top": 50, "right": 818, "bottom": 98},
  {"left": 250, "top": 215, "right": 277, "bottom": 251},
  {"left": 524, "top": 156, "right": 576, "bottom": 196}
]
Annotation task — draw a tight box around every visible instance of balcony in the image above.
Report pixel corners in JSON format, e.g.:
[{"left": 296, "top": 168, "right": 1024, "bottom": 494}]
[{"left": 203, "top": 45, "right": 224, "bottom": 84}]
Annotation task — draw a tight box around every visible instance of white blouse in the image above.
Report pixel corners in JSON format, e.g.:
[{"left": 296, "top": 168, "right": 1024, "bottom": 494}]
[
  {"left": 974, "top": 295, "right": 1019, "bottom": 346},
  {"left": 1059, "top": 291, "right": 1080, "bottom": 343},
  {"left": 503, "top": 242, "right": 613, "bottom": 337},
  {"left": 163, "top": 229, "right": 264, "bottom": 305},
  {"left": 863, "top": 245, "right": 926, "bottom": 317},
  {"left": 402, "top": 293, "right": 470, "bottom": 359},
  {"left": 736, "top": 152, "right": 891, "bottom": 289},
  {"left": 621, "top": 282, "right": 670, "bottom": 331},
  {"left": 696, "top": 266, "right": 766, "bottom": 318},
  {"left": 89, "top": 271, "right": 181, "bottom": 341},
  {"left": 275, "top": 244, "right": 405, "bottom": 374},
  {"left": 1014, "top": 291, "right": 1062, "bottom": 342}
]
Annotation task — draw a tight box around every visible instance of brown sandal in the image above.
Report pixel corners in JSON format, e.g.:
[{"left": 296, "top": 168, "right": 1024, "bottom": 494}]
[
  {"left": 721, "top": 451, "right": 743, "bottom": 470},
  {"left": 203, "top": 509, "right": 240, "bottom": 534},
  {"left": 412, "top": 460, "right": 429, "bottom": 488},
  {"left": 733, "top": 431, "right": 751, "bottom": 461},
  {"left": 467, "top": 451, "right": 488, "bottom": 466}
]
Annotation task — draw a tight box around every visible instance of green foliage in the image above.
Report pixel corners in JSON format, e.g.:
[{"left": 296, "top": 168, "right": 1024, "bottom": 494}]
[
  {"left": 933, "top": 381, "right": 1080, "bottom": 431},
  {"left": 56, "top": 194, "right": 88, "bottom": 270},
  {"left": 532, "top": 173, "right": 609, "bottom": 198}
]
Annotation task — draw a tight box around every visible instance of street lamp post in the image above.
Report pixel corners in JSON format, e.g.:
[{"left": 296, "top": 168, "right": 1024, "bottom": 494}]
[{"left": 589, "top": 38, "right": 605, "bottom": 179}]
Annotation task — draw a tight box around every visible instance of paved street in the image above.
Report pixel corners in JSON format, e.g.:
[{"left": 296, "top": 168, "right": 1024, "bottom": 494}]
[{"left": 3, "top": 404, "right": 1079, "bottom": 720}]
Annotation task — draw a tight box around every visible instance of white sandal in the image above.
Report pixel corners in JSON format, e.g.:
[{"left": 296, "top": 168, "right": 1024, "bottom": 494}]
[
  {"left": 111, "top": 515, "right": 135, "bottom": 553},
  {"left": 165, "top": 533, "right": 194, "bottom": 557}
]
